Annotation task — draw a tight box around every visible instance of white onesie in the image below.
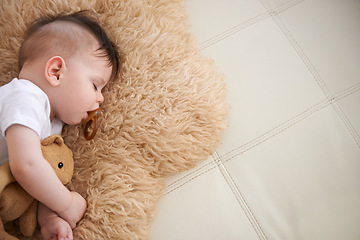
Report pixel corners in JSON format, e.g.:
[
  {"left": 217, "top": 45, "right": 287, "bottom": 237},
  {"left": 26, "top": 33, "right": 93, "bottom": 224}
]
[{"left": 0, "top": 78, "right": 63, "bottom": 165}]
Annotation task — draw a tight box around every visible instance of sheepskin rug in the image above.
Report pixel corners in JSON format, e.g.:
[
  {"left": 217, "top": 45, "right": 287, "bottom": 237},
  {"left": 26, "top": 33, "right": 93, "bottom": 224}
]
[{"left": 0, "top": 0, "right": 228, "bottom": 239}]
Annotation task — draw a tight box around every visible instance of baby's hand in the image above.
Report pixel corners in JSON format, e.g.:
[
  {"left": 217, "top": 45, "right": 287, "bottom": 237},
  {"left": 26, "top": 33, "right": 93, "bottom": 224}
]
[
  {"left": 57, "top": 191, "right": 87, "bottom": 229},
  {"left": 40, "top": 214, "right": 73, "bottom": 240}
]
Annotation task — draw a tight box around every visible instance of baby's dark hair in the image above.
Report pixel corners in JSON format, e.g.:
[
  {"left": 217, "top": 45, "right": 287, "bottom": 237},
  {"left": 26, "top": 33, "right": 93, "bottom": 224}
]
[{"left": 19, "top": 10, "right": 120, "bottom": 81}]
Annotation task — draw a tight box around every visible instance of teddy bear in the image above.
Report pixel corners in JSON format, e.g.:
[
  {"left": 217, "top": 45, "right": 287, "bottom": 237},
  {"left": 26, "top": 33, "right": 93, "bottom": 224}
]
[{"left": 0, "top": 134, "right": 74, "bottom": 240}]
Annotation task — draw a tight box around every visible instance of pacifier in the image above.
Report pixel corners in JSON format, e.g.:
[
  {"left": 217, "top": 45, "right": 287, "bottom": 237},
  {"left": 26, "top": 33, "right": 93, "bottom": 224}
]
[{"left": 81, "top": 108, "right": 99, "bottom": 140}]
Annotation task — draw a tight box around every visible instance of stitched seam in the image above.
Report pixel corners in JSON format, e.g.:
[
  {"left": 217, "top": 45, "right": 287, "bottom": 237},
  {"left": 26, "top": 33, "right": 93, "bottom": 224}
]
[
  {"left": 259, "top": 0, "right": 332, "bottom": 97},
  {"left": 199, "top": 13, "right": 268, "bottom": 51},
  {"left": 199, "top": 0, "right": 304, "bottom": 51},
  {"left": 164, "top": 162, "right": 217, "bottom": 195},
  {"left": 259, "top": 0, "right": 360, "bottom": 148},
  {"left": 220, "top": 85, "right": 360, "bottom": 165},
  {"left": 220, "top": 82, "right": 360, "bottom": 162},
  {"left": 331, "top": 101, "right": 360, "bottom": 148},
  {"left": 213, "top": 152, "right": 268, "bottom": 240},
  {"left": 165, "top": 99, "right": 329, "bottom": 192},
  {"left": 165, "top": 0, "right": 360, "bottom": 193},
  {"left": 165, "top": 159, "right": 217, "bottom": 191},
  {"left": 164, "top": 83, "right": 360, "bottom": 194},
  {"left": 334, "top": 104, "right": 360, "bottom": 147}
]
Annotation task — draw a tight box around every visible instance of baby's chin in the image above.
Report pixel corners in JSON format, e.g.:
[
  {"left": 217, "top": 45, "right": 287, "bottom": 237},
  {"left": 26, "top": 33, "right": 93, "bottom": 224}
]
[{"left": 62, "top": 117, "right": 83, "bottom": 126}]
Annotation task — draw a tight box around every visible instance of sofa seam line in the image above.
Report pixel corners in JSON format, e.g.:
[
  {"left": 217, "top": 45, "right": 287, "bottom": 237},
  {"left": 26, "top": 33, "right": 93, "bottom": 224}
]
[
  {"left": 332, "top": 102, "right": 360, "bottom": 148},
  {"left": 218, "top": 82, "right": 360, "bottom": 162},
  {"left": 199, "top": 0, "right": 304, "bottom": 51},
  {"left": 259, "top": 0, "right": 332, "bottom": 98},
  {"left": 259, "top": 0, "right": 360, "bottom": 148},
  {"left": 199, "top": 13, "right": 268, "bottom": 51},
  {"left": 221, "top": 87, "right": 360, "bottom": 165},
  {"left": 164, "top": 163, "right": 217, "bottom": 195},
  {"left": 164, "top": 84, "right": 360, "bottom": 193},
  {"left": 212, "top": 151, "right": 268, "bottom": 240},
  {"left": 165, "top": 160, "right": 217, "bottom": 190}
]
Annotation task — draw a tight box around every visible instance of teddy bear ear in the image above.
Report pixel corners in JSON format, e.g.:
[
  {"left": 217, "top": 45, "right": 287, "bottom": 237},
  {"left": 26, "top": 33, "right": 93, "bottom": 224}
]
[{"left": 41, "top": 134, "right": 64, "bottom": 146}]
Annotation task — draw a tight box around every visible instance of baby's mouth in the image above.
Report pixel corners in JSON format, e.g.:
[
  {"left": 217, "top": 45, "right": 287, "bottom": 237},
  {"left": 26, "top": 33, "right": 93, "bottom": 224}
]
[{"left": 81, "top": 108, "right": 99, "bottom": 140}]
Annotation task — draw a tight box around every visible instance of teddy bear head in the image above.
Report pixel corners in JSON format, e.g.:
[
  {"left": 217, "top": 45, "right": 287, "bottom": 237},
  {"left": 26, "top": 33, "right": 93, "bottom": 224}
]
[{"left": 40, "top": 135, "right": 74, "bottom": 185}]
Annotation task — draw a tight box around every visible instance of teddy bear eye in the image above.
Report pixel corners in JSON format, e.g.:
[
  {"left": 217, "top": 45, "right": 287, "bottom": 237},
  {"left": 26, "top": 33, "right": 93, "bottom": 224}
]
[{"left": 58, "top": 162, "right": 64, "bottom": 169}]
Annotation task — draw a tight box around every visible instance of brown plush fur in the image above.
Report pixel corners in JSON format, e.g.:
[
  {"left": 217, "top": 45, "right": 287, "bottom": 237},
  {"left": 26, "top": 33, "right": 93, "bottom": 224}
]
[{"left": 0, "top": 0, "right": 228, "bottom": 239}]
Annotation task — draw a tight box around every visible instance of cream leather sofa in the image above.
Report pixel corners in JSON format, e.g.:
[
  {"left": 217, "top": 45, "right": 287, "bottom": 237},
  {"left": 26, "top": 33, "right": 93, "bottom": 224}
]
[{"left": 151, "top": 0, "right": 360, "bottom": 239}]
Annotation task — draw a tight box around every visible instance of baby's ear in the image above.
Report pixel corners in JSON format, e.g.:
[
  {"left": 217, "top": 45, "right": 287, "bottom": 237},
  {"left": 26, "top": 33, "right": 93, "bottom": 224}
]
[{"left": 45, "top": 56, "right": 66, "bottom": 87}]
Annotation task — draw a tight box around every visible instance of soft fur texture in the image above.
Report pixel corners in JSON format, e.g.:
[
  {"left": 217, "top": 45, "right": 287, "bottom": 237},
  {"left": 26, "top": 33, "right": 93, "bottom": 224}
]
[{"left": 0, "top": 0, "right": 228, "bottom": 239}]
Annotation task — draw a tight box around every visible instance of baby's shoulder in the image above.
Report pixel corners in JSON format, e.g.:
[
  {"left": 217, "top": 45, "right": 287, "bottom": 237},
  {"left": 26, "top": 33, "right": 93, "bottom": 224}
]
[{"left": 0, "top": 78, "right": 46, "bottom": 102}]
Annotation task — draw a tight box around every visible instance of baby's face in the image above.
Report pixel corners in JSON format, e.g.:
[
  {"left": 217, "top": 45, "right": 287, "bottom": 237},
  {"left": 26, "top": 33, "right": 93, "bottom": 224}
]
[{"left": 54, "top": 50, "right": 112, "bottom": 125}]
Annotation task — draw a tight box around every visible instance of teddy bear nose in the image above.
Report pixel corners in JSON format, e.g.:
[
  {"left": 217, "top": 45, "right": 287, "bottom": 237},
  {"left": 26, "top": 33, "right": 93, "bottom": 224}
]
[{"left": 58, "top": 162, "right": 64, "bottom": 169}]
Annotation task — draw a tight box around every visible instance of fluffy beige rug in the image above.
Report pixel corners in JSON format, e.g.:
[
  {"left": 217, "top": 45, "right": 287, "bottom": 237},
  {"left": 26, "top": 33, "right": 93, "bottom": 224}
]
[{"left": 0, "top": 0, "right": 228, "bottom": 239}]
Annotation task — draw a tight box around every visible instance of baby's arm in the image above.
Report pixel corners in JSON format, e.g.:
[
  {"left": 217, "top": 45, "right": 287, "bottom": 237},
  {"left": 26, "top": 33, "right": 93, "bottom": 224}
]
[
  {"left": 38, "top": 202, "right": 73, "bottom": 240},
  {"left": 5, "top": 124, "right": 86, "bottom": 228}
]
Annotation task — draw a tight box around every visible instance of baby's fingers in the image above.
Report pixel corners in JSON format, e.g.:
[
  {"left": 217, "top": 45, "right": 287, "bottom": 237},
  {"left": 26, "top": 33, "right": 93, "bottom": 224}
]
[{"left": 57, "top": 224, "right": 73, "bottom": 240}]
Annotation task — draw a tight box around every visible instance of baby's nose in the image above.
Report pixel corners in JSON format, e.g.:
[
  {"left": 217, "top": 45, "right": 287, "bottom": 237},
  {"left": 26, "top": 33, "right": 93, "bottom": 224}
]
[{"left": 97, "top": 92, "right": 104, "bottom": 103}]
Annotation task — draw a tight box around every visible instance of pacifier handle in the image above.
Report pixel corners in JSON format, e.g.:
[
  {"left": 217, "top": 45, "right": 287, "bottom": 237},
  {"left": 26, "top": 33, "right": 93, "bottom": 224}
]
[{"left": 81, "top": 108, "right": 99, "bottom": 140}]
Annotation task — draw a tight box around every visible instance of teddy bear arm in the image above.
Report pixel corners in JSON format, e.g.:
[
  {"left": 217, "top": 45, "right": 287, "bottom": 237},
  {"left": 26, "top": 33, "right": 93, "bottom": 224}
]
[
  {"left": 0, "top": 183, "right": 34, "bottom": 222},
  {"left": 19, "top": 200, "right": 37, "bottom": 237}
]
